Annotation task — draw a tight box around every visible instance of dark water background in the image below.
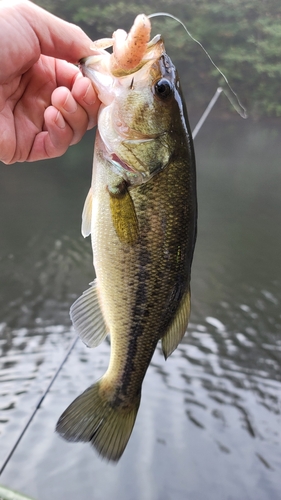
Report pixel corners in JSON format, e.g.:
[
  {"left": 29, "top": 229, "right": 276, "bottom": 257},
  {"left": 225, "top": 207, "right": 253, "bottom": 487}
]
[{"left": 0, "top": 71, "right": 281, "bottom": 498}]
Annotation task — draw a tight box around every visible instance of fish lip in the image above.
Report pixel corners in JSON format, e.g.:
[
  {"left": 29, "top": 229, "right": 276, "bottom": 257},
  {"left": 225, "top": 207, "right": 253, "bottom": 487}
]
[
  {"left": 79, "top": 56, "right": 106, "bottom": 80},
  {"left": 78, "top": 60, "right": 85, "bottom": 75},
  {"left": 79, "top": 58, "right": 96, "bottom": 78},
  {"left": 78, "top": 57, "right": 90, "bottom": 72},
  {"left": 79, "top": 59, "right": 89, "bottom": 79}
]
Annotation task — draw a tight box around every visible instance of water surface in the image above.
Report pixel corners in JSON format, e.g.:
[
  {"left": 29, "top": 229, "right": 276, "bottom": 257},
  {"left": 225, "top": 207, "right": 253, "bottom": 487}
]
[{"left": 0, "top": 109, "right": 280, "bottom": 498}]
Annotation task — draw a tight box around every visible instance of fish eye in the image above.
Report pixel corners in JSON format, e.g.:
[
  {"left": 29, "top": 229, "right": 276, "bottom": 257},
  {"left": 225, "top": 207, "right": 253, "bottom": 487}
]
[{"left": 154, "top": 78, "right": 173, "bottom": 99}]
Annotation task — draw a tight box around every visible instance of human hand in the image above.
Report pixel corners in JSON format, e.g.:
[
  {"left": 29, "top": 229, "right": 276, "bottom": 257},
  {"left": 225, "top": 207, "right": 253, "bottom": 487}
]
[{"left": 0, "top": 0, "right": 100, "bottom": 164}]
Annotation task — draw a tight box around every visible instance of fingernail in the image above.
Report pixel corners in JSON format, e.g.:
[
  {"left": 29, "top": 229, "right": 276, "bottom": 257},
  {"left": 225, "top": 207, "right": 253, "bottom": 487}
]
[
  {"left": 83, "top": 83, "right": 96, "bottom": 106},
  {"left": 63, "top": 94, "right": 77, "bottom": 113},
  {"left": 55, "top": 111, "right": 65, "bottom": 129}
]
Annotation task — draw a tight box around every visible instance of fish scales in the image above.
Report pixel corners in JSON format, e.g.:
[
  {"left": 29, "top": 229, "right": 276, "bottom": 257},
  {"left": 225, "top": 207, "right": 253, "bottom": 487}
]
[
  {"left": 56, "top": 17, "right": 197, "bottom": 462},
  {"left": 93, "top": 134, "right": 195, "bottom": 398}
]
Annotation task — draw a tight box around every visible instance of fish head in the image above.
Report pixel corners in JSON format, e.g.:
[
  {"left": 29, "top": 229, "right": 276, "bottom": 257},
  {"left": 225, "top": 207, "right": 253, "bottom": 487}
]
[{"left": 80, "top": 36, "right": 186, "bottom": 186}]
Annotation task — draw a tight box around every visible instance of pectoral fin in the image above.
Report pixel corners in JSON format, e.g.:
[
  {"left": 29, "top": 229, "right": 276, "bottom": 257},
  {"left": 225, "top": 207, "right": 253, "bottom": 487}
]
[
  {"left": 162, "top": 287, "right": 191, "bottom": 359},
  {"left": 70, "top": 279, "right": 108, "bottom": 348},
  {"left": 81, "top": 188, "right": 93, "bottom": 238},
  {"left": 108, "top": 182, "right": 139, "bottom": 245}
]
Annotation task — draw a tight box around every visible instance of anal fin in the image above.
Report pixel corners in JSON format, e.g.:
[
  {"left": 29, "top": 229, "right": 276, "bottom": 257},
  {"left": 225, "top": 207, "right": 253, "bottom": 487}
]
[{"left": 70, "top": 279, "right": 108, "bottom": 348}]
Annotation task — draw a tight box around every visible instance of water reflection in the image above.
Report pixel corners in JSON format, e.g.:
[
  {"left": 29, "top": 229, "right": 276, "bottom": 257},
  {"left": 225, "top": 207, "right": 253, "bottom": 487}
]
[{"left": 0, "top": 120, "right": 280, "bottom": 499}]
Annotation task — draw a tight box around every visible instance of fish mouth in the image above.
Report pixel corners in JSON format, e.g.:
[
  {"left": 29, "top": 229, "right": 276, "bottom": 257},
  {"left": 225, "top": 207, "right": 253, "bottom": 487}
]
[{"left": 79, "top": 35, "right": 165, "bottom": 84}]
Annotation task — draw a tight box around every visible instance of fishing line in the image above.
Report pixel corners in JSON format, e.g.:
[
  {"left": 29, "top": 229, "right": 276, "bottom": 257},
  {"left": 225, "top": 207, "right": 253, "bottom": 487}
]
[
  {"left": 0, "top": 83, "right": 223, "bottom": 474},
  {"left": 148, "top": 12, "right": 247, "bottom": 119},
  {"left": 0, "top": 16, "right": 240, "bottom": 474},
  {"left": 0, "top": 85, "right": 220, "bottom": 473},
  {"left": 0, "top": 335, "right": 79, "bottom": 476},
  {"left": 192, "top": 87, "right": 223, "bottom": 139}
]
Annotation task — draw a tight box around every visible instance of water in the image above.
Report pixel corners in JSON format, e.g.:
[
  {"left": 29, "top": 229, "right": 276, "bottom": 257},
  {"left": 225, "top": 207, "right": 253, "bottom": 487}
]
[{"left": 0, "top": 108, "right": 281, "bottom": 497}]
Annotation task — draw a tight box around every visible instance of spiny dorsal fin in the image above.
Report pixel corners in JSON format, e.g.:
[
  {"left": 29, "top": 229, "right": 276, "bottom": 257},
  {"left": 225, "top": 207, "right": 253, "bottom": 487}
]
[
  {"left": 81, "top": 188, "right": 93, "bottom": 238},
  {"left": 70, "top": 280, "right": 108, "bottom": 348},
  {"left": 162, "top": 287, "right": 191, "bottom": 359}
]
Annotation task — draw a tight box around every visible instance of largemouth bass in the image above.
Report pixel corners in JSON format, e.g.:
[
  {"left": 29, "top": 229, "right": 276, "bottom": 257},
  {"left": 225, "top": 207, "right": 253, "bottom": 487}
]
[{"left": 56, "top": 15, "right": 197, "bottom": 462}]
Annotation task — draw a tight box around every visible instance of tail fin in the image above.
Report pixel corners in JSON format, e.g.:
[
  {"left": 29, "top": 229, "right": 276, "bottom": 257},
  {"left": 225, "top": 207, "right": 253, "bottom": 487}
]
[{"left": 56, "top": 380, "right": 140, "bottom": 462}]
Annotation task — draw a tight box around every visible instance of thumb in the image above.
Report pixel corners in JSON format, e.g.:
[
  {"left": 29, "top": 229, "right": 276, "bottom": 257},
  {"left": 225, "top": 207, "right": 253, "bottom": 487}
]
[{"left": 9, "top": 0, "right": 94, "bottom": 64}]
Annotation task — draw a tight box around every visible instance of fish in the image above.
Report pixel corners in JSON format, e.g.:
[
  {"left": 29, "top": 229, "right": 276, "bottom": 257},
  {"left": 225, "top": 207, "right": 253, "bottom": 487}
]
[{"left": 56, "top": 14, "right": 197, "bottom": 462}]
